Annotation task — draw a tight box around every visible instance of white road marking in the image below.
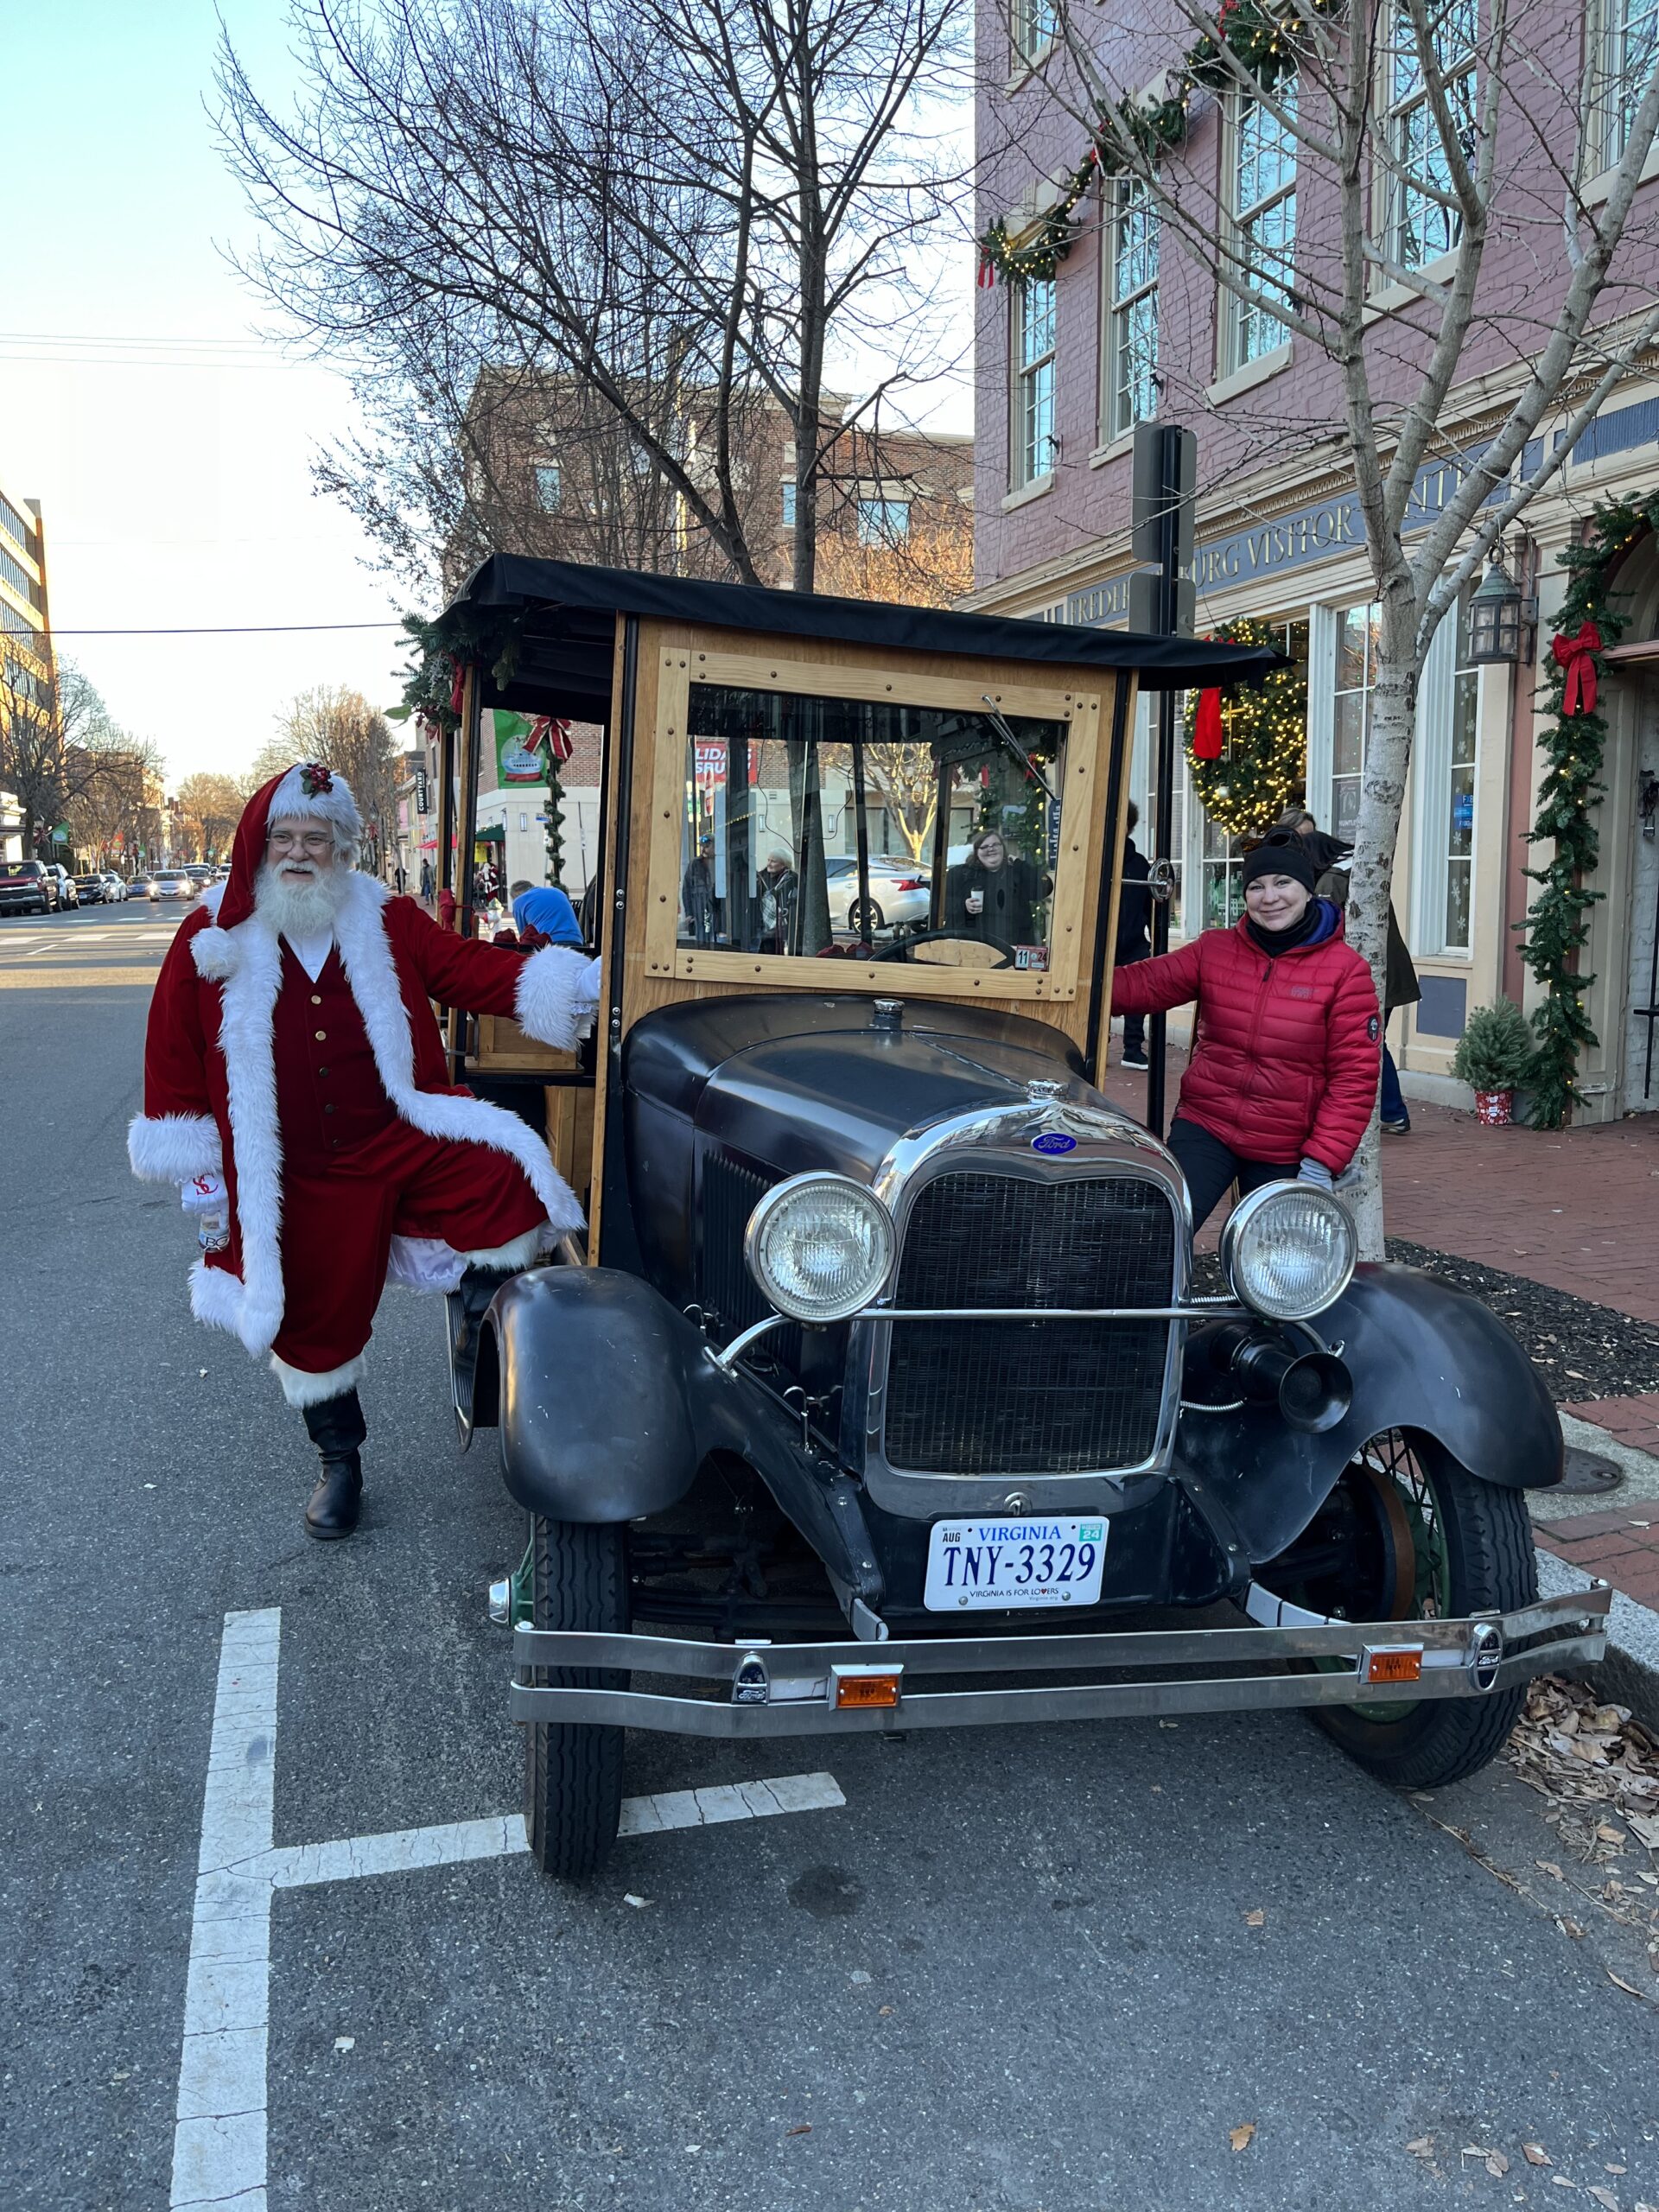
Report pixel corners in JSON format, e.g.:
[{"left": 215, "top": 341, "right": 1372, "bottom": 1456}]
[{"left": 171, "top": 1610, "right": 843, "bottom": 2209}]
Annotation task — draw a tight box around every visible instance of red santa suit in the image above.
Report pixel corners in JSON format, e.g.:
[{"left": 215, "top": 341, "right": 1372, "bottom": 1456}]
[{"left": 127, "top": 765, "right": 594, "bottom": 1406}]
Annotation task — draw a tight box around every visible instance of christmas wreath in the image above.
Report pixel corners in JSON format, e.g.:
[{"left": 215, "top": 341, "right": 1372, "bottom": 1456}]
[
  {"left": 1518, "top": 491, "right": 1659, "bottom": 1125},
  {"left": 1181, "top": 618, "right": 1307, "bottom": 836}
]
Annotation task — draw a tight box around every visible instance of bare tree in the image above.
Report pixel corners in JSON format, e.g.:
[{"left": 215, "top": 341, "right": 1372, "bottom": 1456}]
[
  {"left": 175, "top": 773, "right": 248, "bottom": 861},
  {"left": 216, "top": 0, "right": 969, "bottom": 597},
  {"left": 259, "top": 686, "right": 401, "bottom": 872},
  {"left": 1, "top": 655, "right": 160, "bottom": 862},
  {"left": 993, "top": 0, "right": 1659, "bottom": 1248}
]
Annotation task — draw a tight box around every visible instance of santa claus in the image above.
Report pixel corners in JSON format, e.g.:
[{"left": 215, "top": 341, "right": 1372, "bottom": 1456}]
[{"left": 128, "top": 762, "right": 598, "bottom": 1539}]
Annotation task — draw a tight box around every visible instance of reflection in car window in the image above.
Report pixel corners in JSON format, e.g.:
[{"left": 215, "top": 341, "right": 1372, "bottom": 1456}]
[{"left": 678, "top": 685, "right": 1065, "bottom": 969}]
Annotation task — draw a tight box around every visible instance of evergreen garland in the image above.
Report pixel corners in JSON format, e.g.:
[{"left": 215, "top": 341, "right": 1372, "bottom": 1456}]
[
  {"left": 1518, "top": 493, "right": 1659, "bottom": 1125},
  {"left": 1182, "top": 618, "right": 1307, "bottom": 834},
  {"left": 391, "top": 605, "right": 527, "bottom": 735},
  {"left": 976, "top": 0, "right": 1338, "bottom": 288}
]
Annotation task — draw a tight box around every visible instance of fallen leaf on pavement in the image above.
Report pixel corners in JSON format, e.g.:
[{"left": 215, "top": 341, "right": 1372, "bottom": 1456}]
[
  {"left": 1488, "top": 2152, "right": 1511, "bottom": 2177},
  {"left": 1406, "top": 2137, "right": 1435, "bottom": 2158},
  {"left": 786, "top": 2125, "right": 812, "bottom": 2138},
  {"left": 1230, "top": 2125, "right": 1255, "bottom": 2152},
  {"left": 1536, "top": 1860, "right": 1566, "bottom": 1880},
  {"left": 1608, "top": 1969, "right": 1644, "bottom": 1995},
  {"left": 1523, "top": 2144, "right": 1554, "bottom": 2165},
  {"left": 1586, "top": 2189, "right": 1620, "bottom": 2211},
  {"left": 1243, "top": 1909, "right": 1266, "bottom": 1927},
  {"left": 1551, "top": 2175, "right": 1579, "bottom": 2189}
]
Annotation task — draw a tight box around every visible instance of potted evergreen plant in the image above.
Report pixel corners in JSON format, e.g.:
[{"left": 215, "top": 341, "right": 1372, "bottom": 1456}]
[{"left": 1451, "top": 999, "right": 1536, "bottom": 1126}]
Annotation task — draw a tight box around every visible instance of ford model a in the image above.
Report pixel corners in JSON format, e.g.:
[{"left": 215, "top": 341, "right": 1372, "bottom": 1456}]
[{"left": 429, "top": 557, "right": 1609, "bottom": 1882}]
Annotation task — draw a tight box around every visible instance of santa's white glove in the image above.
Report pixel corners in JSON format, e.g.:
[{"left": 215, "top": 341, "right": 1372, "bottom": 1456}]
[
  {"left": 179, "top": 1171, "right": 227, "bottom": 1213},
  {"left": 1296, "top": 1158, "right": 1335, "bottom": 1191}
]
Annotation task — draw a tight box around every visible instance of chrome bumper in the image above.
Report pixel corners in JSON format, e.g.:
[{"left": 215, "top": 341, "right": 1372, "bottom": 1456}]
[{"left": 509, "top": 1586, "right": 1611, "bottom": 1738}]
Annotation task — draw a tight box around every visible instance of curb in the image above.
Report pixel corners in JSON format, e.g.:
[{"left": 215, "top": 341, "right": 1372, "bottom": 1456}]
[{"left": 1535, "top": 1547, "right": 1659, "bottom": 1733}]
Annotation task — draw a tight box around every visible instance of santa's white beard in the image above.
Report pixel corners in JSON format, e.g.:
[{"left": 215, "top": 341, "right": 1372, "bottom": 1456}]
[{"left": 254, "top": 857, "right": 349, "bottom": 939}]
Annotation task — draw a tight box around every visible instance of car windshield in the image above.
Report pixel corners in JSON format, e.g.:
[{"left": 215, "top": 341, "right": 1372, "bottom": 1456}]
[{"left": 677, "top": 685, "right": 1065, "bottom": 970}]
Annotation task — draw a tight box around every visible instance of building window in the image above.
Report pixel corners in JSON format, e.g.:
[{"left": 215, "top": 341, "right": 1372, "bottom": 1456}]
[
  {"left": 1105, "top": 174, "right": 1160, "bottom": 440},
  {"left": 1598, "top": 0, "right": 1659, "bottom": 168},
  {"left": 1011, "top": 0, "right": 1058, "bottom": 67},
  {"left": 1013, "top": 277, "right": 1057, "bottom": 487},
  {"left": 1332, "top": 601, "right": 1380, "bottom": 842},
  {"left": 856, "top": 497, "right": 911, "bottom": 546},
  {"left": 782, "top": 480, "right": 798, "bottom": 529},
  {"left": 1440, "top": 594, "right": 1480, "bottom": 950},
  {"left": 1387, "top": 0, "right": 1478, "bottom": 270},
  {"left": 1228, "top": 80, "right": 1297, "bottom": 370},
  {"left": 532, "top": 461, "right": 562, "bottom": 512}
]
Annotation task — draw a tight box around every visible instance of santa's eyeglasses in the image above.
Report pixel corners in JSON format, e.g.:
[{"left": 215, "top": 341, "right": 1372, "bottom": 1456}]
[{"left": 267, "top": 829, "right": 334, "bottom": 855}]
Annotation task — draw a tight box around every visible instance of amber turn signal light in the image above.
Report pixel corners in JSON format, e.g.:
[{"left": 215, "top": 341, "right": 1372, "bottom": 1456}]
[
  {"left": 831, "top": 1664, "right": 904, "bottom": 1709},
  {"left": 1363, "top": 1645, "right": 1424, "bottom": 1685}
]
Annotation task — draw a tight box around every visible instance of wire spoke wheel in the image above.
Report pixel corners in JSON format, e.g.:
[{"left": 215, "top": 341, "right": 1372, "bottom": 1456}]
[{"left": 1262, "top": 1428, "right": 1537, "bottom": 1789}]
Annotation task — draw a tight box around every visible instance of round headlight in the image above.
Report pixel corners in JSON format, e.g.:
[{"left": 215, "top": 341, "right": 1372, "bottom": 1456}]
[
  {"left": 744, "top": 1173, "right": 895, "bottom": 1324},
  {"left": 1220, "top": 1181, "right": 1357, "bottom": 1321}
]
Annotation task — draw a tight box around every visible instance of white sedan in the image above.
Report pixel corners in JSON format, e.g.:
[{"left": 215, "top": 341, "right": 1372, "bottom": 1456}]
[{"left": 823, "top": 854, "right": 932, "bottom": 936}]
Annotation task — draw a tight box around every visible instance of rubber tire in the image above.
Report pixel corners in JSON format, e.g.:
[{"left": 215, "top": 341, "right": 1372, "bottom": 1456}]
[
  {"left": 1314, "top": 1435, "right": 1537, "bottom": 1790},
  {"left": 522, "top": 1512, "right": 628, "bottom": 1881},
  {"left": 847, "top": 896, "right": 885, "bottom": 934}
]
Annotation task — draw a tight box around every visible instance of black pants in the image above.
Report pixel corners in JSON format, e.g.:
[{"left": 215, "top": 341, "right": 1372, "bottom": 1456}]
[
  {"left": 1168, "top": 1116, "right": 1300, "bottom": 1232},
  {"left": 1116, "top": 942, "right": 1148, "bottom": 1054}
]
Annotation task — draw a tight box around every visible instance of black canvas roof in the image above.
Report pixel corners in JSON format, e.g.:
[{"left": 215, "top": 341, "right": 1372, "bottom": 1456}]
[{"left": 446, "top": 554, "right": 1280, "bottom": 721}]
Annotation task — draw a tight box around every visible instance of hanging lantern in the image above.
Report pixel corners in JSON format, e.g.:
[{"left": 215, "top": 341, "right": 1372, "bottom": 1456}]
[{"left": 1467, "top": 547, "right": 1524, "bottom": 665}]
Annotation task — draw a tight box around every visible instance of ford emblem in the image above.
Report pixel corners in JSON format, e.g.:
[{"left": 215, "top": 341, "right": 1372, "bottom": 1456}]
[{"left": 1031, "top": 1131, "right": 1077, "bottom": 1155}]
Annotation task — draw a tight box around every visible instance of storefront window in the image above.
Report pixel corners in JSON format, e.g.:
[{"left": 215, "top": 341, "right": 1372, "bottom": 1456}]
[
  {"left": 1332, "top": 601, "right": 1380, "bottom": 841},
  {"left": 1443, "top": 595, "right": 1480, "bottom": 952}
]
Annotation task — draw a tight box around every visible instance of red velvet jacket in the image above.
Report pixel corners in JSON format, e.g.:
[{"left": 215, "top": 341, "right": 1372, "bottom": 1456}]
[
  {"left": 1110, "top": 907, "right": 1382, "bottom": 1172},
  {"left": 127, "top": 873, "right": 593, "bottom": 1358}
]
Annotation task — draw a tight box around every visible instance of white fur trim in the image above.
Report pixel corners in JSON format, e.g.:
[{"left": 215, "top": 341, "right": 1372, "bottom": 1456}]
[
  {"left": 192, "top": 925, "right": 234, "bottom": 979},
  {"left": 201, "top": 879, "right": 227, "bottom": 918},
  {"left": 128, "top": 1111, "right": 222, "bottom": 1182},
  {"left": 514, "top": 944, "right": 600, "bottom": 1051},
  {"left": 190, "top": 1255, "right": 253, "bottom": 1341},
  {"left": 331, "top": 875, "right": 585, "bottom": 1238},
  {"left": 211, "top": 917, "right": 289, "bottom": 1356},
  {"left": 270, "top": 1351, "right": 366, "bottom": 1408},
  {"left": 270, "top": 765, "right": 362, "bottom": 843},
  {"left": 461, "top": 1222, "right": 556, "bottom": 1268}
]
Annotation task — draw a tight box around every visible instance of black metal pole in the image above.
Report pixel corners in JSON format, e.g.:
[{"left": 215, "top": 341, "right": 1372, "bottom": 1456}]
[{"left": 1146, "top": 426, "right": 1180, "bottom": 1140}]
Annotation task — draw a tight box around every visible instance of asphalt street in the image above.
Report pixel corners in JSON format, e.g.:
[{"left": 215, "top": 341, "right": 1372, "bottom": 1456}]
[{"left": 3, "top": 898, "right": 1657, "bottom": 2212}]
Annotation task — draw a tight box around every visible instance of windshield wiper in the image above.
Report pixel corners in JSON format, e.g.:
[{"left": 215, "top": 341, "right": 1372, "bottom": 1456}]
[{"left": 979, "top": 696, "right": 1058, "bottom": 805}]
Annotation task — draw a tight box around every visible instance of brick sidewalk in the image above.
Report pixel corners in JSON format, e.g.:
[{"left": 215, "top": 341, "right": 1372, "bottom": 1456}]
[
  {"left": 1099, "top": 1046, "right": 1659, "bottom": 1320},
  {"left": 1535, "top": 1510, "right": 1659, "bottom": 1610}
]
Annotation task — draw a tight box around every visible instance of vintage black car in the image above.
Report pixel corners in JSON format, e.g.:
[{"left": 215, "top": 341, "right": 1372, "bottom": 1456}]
[{"left": 418, "top": 557, "right": 1609, "bottom": 1881}]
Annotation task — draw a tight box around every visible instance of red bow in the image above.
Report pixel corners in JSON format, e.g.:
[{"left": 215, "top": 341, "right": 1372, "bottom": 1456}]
[
  {"left": 449, "top": 658, "right": 468, "bottom": 717},
  {"left": 976, "top": 251, "right": 995, "bottom": 290},
  {"left": 1192, "top": 688, "right": 1224, "bottom": 760},
  {"left": 530, "top": 715, "right": 575, "bottom": 764},
  {"left": 1552, "top": 621, "right": 1601, "bottom": 716}
]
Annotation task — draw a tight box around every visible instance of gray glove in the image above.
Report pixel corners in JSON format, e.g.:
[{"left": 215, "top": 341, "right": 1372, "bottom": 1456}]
[{"left": 1297, "top": 1157, "right": 1335, "bottom": 1191}]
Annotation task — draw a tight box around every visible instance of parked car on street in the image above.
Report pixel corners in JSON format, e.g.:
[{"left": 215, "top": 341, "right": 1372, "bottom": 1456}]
[
  {"left": 40, "top": 865, "right": 79, "bottom": 908},
  {"left": 0, "top": 861, "right": 60, "bottom": 914},
  {"left": 151, "top": 871, "right": 197, "bottom": 900},
  {"left": 416, "top": 557, "right": 1610, "bottom": 1883},
  {"left": 823, "top": 853, "right": 931, "bottom": 937},
  {"left": 73, "top": 872, "right": 110, "bottom": 905},
  {"left": 129, "top": 874, "right": 159, "bottom": 900},
  {"left": 100, "top": 874, "right": 127, "bottom": 902}
]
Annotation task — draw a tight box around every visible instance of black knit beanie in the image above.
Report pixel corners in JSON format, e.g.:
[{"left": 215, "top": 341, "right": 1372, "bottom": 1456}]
[{"left": 1240, "top": 834, "right": 1319, "bottom": 895}]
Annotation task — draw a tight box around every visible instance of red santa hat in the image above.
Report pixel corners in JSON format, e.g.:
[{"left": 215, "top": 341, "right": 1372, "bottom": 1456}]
[{"left": 214, "top": 763, "right": 363, "bottom": 930}]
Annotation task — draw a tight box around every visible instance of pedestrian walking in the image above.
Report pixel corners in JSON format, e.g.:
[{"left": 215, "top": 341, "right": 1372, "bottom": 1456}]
[
  {"left": 419, "top": 857, "right": 434, "bottom": 901},
  {"left": 127, "top": 764, "right": 598, "bottom": 1539},
  {"left": 1287, "top": 811, "right": 1421, "bottom": 1135},
  {"left": 754, "top": 849, "right": 798, "bottom": 954},
  {"left": 1108, "top": 833, "right": 1381, "bottom": 1226},
  {"left": 1116, "top": 800, "right": 1153, "bottom": 1070},
  {"left": 682, "top": 835, "right": 717, "bottom": 945}
]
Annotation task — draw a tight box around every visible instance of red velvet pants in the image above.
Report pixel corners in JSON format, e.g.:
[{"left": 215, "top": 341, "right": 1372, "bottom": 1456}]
[{"left": 270, "top": 1118, "right": 545, "bottom": 1376}]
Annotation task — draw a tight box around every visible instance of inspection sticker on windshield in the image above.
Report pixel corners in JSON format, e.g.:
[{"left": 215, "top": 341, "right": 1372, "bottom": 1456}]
[{"left": 925, "top": 1516, "right": 1107, "bottom": 1611}]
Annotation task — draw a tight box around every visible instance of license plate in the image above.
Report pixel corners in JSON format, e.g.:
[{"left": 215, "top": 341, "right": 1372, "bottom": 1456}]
[{"left": 924, "top": 1516, "right": 1107, "bottom": 1612}]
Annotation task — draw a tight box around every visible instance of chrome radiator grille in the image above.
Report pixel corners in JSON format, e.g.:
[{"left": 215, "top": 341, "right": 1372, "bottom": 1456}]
[{"left": 881, "top": 1170, "right": 1178, "bottom": 1475}]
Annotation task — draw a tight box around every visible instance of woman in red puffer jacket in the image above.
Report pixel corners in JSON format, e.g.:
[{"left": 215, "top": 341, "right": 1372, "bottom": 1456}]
[{"left": 1110, "top": 834, "right": 1382, "bottom": 1227}]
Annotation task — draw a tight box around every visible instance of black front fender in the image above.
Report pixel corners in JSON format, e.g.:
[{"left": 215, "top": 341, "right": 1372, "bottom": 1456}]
[
  {"left": 1179, "top": 1262, "right": 1562, "bottom": 1564},
  {"left": 486, "top": 1268, "right": 885, "bottom": 1607}
]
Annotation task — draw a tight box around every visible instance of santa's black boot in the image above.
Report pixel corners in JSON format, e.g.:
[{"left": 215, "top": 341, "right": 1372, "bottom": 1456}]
[{"left": 301, "top": 1389, "right": 366, "bottom": 1540}]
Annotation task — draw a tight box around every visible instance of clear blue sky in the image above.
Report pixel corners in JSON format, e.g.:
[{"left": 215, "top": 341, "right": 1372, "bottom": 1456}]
[{"left": 2, "top": 3, "right": 406, "bottom": 785}]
